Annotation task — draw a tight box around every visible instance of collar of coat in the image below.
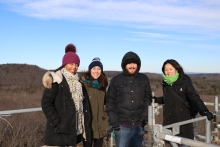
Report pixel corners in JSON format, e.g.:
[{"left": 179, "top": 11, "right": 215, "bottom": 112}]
[
  {"left": 42, "top": 70, "right": 63, "bottom": 88},
  {"left": 123, "top": 70, "right": 139, "bottom": 77}
]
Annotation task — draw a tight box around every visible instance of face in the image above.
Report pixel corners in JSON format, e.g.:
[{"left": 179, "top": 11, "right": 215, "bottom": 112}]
[
  {"left": 65, "top": 63, "right": 79, "bottom": 75},
  {"left": 164, "top": 63, "right": 178, "bottom": 76},
  {"left": 125, "top": 63, "right": 138, "bottom": 75},
  {"left": 91, "top": 66, "right": 101, "bottom": 79}
]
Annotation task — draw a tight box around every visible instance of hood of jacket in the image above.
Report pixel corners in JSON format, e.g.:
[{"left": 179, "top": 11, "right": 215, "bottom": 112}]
[{"left": 121, "top": 51, "right": 141, "bottom": 74}]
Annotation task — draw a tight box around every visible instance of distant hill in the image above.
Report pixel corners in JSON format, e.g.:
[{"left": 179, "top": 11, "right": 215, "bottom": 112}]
[
  {"left": 0, "top": 64, "right": 220, "bottom": 95},
  {"left": 0, "top": 64, "right": 46, "bottom": 91}
]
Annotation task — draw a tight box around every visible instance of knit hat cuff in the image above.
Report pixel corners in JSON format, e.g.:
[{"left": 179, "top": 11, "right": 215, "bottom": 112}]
[
  {"left": 88, "top": 57, "right": 103, "bottom": 71},
  {"left": 62, "top": 44, "right": 80, "bottom": 66},
  {"left": 62, "top": 52, "right": 80, "bottom": 66}
]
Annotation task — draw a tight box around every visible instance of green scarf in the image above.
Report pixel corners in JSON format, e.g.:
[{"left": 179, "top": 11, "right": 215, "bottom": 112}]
[{"left": 162, "top": 72, "right": 179, "bottom": 85}]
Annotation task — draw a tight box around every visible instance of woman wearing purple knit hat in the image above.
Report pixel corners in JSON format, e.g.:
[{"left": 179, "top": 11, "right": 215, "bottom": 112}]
[
  {"left": 41, "top": 44, "right": 92, "bottom": 147},
  {"left": 81, "top": 57, "right": 108, "bottom": 147}
]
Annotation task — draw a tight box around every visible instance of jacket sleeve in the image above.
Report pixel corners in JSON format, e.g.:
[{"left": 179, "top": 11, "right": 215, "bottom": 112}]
[
  {"left": 41, "top": 83, "right": 60, "bottom": 127},
  {"left": 141, "top": 77, "right": 152, "bottom": 120},
  {"left": 81, "top": 83, "right": 93, "bottom": 143},
  {"left": 105, "top": 78, "right": 119, "bottom": 127},
  {"left": 185, "top": 78, "right": 208, "bottom": 112}
]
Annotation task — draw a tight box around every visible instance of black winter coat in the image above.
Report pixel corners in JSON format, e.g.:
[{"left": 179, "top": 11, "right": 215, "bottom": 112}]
[
  {"left": 41, "top": 77, "right": 92, "bottom": 146},
  {"left": 156, "top": 74, "right": 208, "bottom": 139},
  {"left": 106, "top": 52, "right": 152, "bottom": 127}
]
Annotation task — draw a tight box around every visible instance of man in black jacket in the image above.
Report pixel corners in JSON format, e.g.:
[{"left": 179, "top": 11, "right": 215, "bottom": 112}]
[{"left": 105, "top": 51, "right": 152, "bottom": 147}]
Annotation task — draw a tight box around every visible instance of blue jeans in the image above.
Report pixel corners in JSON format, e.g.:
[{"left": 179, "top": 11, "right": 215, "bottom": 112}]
[{"left": 114, "top": 124, "right": 144, "bottom": 147}]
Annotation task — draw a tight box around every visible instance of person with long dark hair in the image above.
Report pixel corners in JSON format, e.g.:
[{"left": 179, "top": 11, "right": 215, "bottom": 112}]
[
  {"left": 41, "top": 44, "right": 92, "bottom": 147},
  {"left": 155, "top": 59, "right": 213, "bottom": 144},
  {"left": 80, "top": 57, "right": 109, "bottom": 147}
]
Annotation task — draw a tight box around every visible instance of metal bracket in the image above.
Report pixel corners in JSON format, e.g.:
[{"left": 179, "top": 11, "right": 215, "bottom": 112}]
[{"left": 172, "top": 126, "right": 180, "bottom": 136}]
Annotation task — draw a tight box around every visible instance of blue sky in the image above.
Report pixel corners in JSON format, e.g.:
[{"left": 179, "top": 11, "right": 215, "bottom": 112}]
[{"left": 0, "top": 0, "right": 220, "bottom": 73}]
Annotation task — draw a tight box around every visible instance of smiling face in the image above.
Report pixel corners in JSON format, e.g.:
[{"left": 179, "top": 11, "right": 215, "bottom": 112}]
[
  {"left": 91, "top": 66, "right": 101, "bottom": 79},
  {"left": 65, "top": 63, "right": 79, "bottom": 74},
  {"left": 125, "top": 63, "right": 138, "bottom": 75},
  {"left": 164, "top": 63, "right": 178, "bottom": 76}
]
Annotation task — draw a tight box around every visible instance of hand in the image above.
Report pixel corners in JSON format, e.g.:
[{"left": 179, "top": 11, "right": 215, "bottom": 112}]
[
  {"left": 200, "top": 110, "right": 213, "bottom": 121},
  {"left": 141, "top": 120, "right": 148, "bottom": 127},
  {"left": 152, "top": 96, "right": 157, "bottom": 99},
  {"left": 141, "top": 115, "right": 148, "bottom": 127},
  {"left": 109, "top": 122, "right": 120, "bottom": 131},
  {"left": 112, "top": 125, "right": 120, "bottom": 131},
  {"left": 106, "top": 125, "right": 120, "bottom": 141},
  {"left": 106, "top": 127, "right": 113, "bottom": 141}
]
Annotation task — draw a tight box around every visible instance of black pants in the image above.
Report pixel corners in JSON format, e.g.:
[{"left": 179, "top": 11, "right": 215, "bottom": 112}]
[{"left": 83, "top": 138, "right": 104, "bottom": 147}]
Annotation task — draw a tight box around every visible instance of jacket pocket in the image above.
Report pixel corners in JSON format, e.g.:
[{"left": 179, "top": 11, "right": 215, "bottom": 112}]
[
  {"left": 138, "top": 83, "right": 147, "bottom": 88},
  {"left": 115, "top": 83, "right": 127, "bottom": 96},
  {"left": 53, "top": 82, "right": 77, "bottom": 135},
  {"left": 116, "top": 83, "right": 127, "bottom": 88},
  {"left": 138, "top": 83, "right": 147, "bottom": 95},
  {"left": 55, "top": 109, "right": 76, "bottom": 135}
]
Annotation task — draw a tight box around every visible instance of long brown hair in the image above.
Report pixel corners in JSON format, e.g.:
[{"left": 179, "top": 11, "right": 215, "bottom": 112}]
[{"left": 81, "top": 71, "right": 108, "bottom": 91}]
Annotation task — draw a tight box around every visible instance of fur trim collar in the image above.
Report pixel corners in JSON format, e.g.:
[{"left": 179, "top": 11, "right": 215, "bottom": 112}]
[{"left": 42, "top": 70, "right": 63, "bottom": 89}]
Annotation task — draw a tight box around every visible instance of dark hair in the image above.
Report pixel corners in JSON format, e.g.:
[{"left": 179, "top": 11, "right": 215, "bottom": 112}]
[
  {"left": 81, "top": 71, "right": 108, "bottom": 91},
  {"left": 162, "top": 59, "right": 189, "bottom": 77},
  {"left": 162, "top": 59, "right": 191, "bottom": 80}
]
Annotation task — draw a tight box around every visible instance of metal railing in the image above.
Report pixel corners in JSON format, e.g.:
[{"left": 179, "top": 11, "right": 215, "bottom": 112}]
[
  {"left": 0, "top": 108, "right": 42, "bottom": 116},
  {"left": 144, "top": 96, "right": 220, "bottom": 147},
  {"left": 1, "top": 96, "right": 219, "bottom": 147}
]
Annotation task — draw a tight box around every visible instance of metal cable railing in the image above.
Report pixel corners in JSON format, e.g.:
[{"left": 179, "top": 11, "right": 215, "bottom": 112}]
[{"left": 0, "top": 96, "right": 219, "bottom": 147}]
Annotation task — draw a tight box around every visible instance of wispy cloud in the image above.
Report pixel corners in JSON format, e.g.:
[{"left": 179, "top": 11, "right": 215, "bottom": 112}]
[
  {"left": 123, "top": 38, "right": 147, "bottom": 42},
  {"left": 125, "top": 30, "right": 210, "bottom": 42},
  {"left": 125, "top": 31, "right": 169, "bottom": 38},
  {"left": 1, "top": 0, "right": 220, "bottom": 31},
  {"left": 190, "top": 44, "right": 220, "bottom": 51}
]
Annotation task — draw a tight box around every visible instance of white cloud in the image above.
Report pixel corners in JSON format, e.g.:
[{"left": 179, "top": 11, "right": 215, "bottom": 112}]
[
  {"left": 126, "top": 31, "right": 169, "bottom": 38},
  {"left": 190, "top": 44, "right": 220, "bottom": 51},
  {"left": 1, "top": 0, "right": 220, "bottom": 31}
]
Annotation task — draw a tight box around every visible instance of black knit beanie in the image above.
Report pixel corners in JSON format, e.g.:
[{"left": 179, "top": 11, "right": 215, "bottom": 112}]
[
  {"left": 123, "top": 58, "right": 139, "bottom": 67},
  {"left": 88, "top": 57, "right": 103, "bottom": 71}
]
